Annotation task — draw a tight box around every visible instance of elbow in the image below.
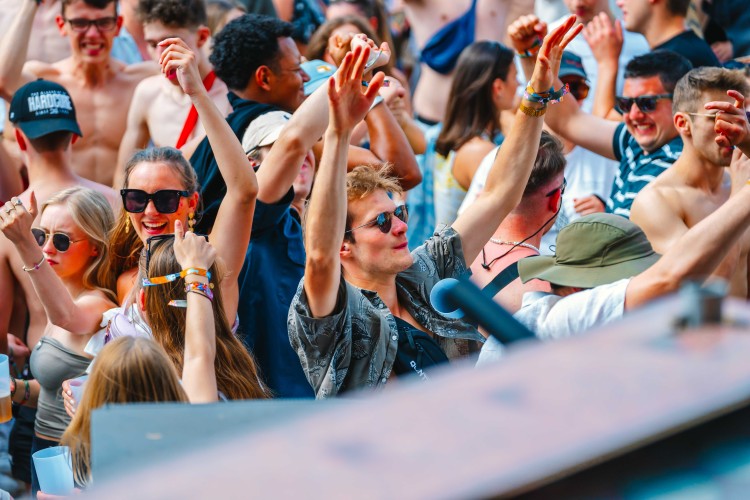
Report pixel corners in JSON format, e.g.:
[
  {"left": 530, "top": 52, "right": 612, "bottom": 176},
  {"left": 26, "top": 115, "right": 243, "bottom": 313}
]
[{"left": 398, "top": 166, "right": 422, "bottom": 191}]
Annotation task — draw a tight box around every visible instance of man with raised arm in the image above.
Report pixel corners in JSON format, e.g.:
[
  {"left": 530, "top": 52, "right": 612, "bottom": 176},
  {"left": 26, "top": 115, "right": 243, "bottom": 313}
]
[
  {"left": 509, "top": 15, "right": 691, "bottom": 218},
  {"left": 0, "top": 0, "right": 157, "bottom": 186},
  {"left": 114, "top": 0, "right": 231, "bottom": 186},
  {"left": 289, "top": 18, "right": 582, "bottom": 398},
  {"left": 631, "top": 68, "right": 750, "bottom": 297}
]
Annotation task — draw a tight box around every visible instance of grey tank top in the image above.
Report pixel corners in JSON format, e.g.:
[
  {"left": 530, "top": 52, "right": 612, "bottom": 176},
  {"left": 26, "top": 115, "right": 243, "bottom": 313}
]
[{"left": 30, "top": 337, "right": 91, "bottom": 439}]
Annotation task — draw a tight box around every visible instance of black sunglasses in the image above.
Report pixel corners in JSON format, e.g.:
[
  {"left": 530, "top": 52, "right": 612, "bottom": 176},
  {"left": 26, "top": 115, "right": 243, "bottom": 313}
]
[
  {"left": 346, "top": 205, "right": 408, "bottom": 235},
  {"left": 614, "top": 94, "right": 673, "bottom": 115},
  {"left": 65, "top": 17, "right": 118, "bottom": 33},
  {"left": 121, "top": 189, "right": 189, "bottom": 214},
  {"left": 145, "top": 233, "right": 208, "bottom": 275},
  {"left": 31, "top": 228, "right": 85, "bottom": 252},
  {"left": 545, "top": 178, "right": 566, "bottom": 197}
]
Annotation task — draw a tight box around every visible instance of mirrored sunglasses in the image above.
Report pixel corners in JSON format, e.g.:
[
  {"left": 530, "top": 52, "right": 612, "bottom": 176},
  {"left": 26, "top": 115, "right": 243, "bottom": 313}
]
[{"left": 346, "top": 205, "right": 409, "bottom": 235}]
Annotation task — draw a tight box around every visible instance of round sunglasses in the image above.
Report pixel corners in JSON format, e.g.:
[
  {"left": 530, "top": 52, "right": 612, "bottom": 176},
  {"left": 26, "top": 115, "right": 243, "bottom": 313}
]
[
  {"left": 346, "top": 205, "right": 409, "bottom": 234},
  {"left": 31, "top": 228, "right": 86, "bottom": 252},
  {"left": 120, "top": 189, "right": 189, "bottom": 214},
  {"left": 614, "top": 94, "right": 673, "bottom": 115}
]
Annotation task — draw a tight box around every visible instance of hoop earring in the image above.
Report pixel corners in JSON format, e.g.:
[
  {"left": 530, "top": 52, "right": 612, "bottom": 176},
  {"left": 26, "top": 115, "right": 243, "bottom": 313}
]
[{"left": 188, "top": 212, "right": 195, "bottom": 232}]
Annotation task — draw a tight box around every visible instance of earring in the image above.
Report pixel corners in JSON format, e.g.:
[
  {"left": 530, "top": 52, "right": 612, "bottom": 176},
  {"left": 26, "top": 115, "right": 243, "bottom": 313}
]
[
  {"left": 125, "top": 216, "right": 130, "bottom": 234},
  {"left": 188, "top": 212, "right": 195, "bottom": 232}
]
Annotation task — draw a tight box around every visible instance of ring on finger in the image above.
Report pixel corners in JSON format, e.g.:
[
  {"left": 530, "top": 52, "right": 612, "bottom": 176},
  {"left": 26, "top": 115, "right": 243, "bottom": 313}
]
[{"left": 13, "top": 199, "right": 21, "bottom": 206}]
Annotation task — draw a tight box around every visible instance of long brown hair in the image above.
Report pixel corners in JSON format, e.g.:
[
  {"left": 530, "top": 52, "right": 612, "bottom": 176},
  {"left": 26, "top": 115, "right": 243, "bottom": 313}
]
[
  {"left": 140, "top": 238, "right": 269, "bottom": 400},
  {"left": 435, "top": 41, "right": 515, "bottom": 157},
  {"left": 110, "top": 148, "right": 200, "bottom": 285},
  {"left": 60, "top": 336, "right": 188, "bottom": 487},
  {"left": 42, "top": 187, "right": 117, "bottom": 302}
]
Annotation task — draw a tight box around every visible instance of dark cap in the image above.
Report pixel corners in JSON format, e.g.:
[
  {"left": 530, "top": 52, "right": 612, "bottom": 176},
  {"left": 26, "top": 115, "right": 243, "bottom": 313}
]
[
  {"left": 518, "top": 213, "right": 660, "bottom": 288},
  {"left": 9, "top": 80, "right": 83, "bottom": 139},
  {"left": 559, "top": 51, "right": 587, "bottom": 80}
]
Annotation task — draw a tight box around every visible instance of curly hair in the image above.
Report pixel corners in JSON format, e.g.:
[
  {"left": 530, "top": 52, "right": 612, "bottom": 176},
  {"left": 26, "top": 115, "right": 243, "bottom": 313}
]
[
  {"left": 136, "top": 0, "right": 207, "bottom": 29},
  {"left": 209, "top": 14, "right": 294, "bottom": 91}
]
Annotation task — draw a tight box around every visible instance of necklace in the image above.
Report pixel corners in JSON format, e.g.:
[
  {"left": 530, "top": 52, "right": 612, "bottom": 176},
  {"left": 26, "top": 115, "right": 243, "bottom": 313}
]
[{"left": 489, "top": 238, "right": 541, "bottom": 254}]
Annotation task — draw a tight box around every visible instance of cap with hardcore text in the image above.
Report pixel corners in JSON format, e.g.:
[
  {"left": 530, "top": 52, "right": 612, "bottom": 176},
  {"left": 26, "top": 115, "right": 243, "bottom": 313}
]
[{"left": 9, "top": 79, "right": 83, "bottom": 140}]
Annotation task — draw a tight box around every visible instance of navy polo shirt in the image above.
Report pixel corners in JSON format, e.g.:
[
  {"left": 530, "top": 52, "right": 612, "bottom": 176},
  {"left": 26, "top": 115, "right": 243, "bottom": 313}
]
[{"left": 236, "top": 189, "right": 314, "bottom": 398}]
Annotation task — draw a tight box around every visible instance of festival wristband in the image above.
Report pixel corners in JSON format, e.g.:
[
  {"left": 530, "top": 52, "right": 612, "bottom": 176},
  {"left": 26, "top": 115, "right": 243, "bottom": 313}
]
[
  {"left": 519, "top": 102, "right": 547, "bottom": 117},
  {"left": 143, "top": 267, "right": 211, "bottom": 287},
  {"left": 185, "top": 281, "right": 214, "bottom": 300},
  {"left": 516, "top": 38, "right": 542, "bottom": 58},
  {"left": 524, "top": 83, "right": 569, "bottom": 105}
]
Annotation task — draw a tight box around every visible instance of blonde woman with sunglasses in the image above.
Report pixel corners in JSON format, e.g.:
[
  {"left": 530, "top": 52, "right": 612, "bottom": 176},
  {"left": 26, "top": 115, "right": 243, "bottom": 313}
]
[{"left": 0, "top": 187, "right": 116, "bottom": 495}]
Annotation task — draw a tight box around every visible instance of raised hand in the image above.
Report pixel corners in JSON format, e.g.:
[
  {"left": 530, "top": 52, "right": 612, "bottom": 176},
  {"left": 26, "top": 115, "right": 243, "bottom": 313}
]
[
  {"left": 705, "top": 90, "right": 750, "bottom": 152},
  {"left": 172, "top": 220, "right": 216, "bottom": 271},
  {"left": 158, "top": 37, "right": 203, "bottom": 98},
  {"left": 583, "top": 13, "right": 622, "bottom": 65},
  {"left": 0, "top": 193, "right": 37, "bottom": 247},
  {"left": 350, "top": 35, "right": 391, "bottom": 71},
  {"left": 528, "top": 15, "right": 583, "bottom": 94},
  {"left": 508, "top": 14, "right": 548, "bottom": 55},
  {"left": 328, "top": 46, "right": 385, "bottom": 134}
]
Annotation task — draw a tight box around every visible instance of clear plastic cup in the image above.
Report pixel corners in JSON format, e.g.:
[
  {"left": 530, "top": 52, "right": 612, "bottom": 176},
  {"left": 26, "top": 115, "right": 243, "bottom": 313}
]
[
  {"left": 32, "top": 446, "right": 74, "bottom": 495},
  {"left": 69, "top": 375, "right": 88, "bottom": 410},
  {"left": 0, "top": 355, "right": 11, "bottom": 423}
]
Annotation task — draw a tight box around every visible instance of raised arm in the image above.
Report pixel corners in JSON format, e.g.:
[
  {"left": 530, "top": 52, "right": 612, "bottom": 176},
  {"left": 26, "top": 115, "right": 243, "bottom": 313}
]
[
  {"left": 303, "top": 47, "right": 384, "bottom": 318},
  {"left": 708, "top": 90, "right": 750, "bottom": 158},
  {"left": 583, "top": 13, "right": 623, "bottom": 120},
  {"left": 172, "top": 220, "right": 218, "bottom": 403},
  {"left": 508, "top": 14, "right": 618, "bottom": 160},
  {"left": 453, "top": 16, "right": 583, "bottom": 264},
  {"left": 0, "top": 193, "right": 115, "bottom": 335},
  {"left": 159, "top": 38, "right": 258, "bottom": 322},
  {"left": 0, "top": 0, "right": 39, "bottom": 100},
  {"left": 114, "top": 83, "right": 153, "bottom": 188}
]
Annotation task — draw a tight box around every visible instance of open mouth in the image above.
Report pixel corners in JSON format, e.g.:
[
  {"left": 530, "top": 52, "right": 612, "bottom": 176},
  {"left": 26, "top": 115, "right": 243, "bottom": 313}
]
[{"left": 142, "top": 221, "right": 168, "bottom": 235}]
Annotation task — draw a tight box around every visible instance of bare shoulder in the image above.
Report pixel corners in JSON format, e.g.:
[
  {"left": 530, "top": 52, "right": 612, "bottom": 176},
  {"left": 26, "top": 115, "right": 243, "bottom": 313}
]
[
  {"left": 123, "top": 61, "right": 160, "bottom": 80},
  {"left": 456, "top": 137, "right": 496, "bottom": 162},
  {"left": 133, "top": 74, "right": 165, "bottom": 97},
  {"left": 25, "top": 60, "right": 59, "bottom": 78},
  {"left": 76, "top": 288, "right": 117, "bottom": 310},
  {"left": 116, "top": 268, "right": 138, "bottom": 304}
]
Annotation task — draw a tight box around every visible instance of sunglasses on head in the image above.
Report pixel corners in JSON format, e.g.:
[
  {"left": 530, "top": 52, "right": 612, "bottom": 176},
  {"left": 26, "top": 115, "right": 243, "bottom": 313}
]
[
  {"left": 615, "top": 94, "right": 673, "bottom": 115},
  {"left": 65, "top": 17, "right": 118, "bottom": 33},
  {"left": 144, "top": 233, "right": 208, "bottom": 276},
  {"left": 346, "top": 205, "right": 408, "bottom": 235},
  {"left": 31, "top": 228, "right": 85, "bottom": 252},
  {"left": 121, "top": 189, "right": 189, "bottom": 214}
]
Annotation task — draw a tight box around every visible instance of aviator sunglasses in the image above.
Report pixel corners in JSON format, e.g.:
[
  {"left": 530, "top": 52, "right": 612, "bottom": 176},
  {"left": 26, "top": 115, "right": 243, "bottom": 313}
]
[
  {"left": 121, "top": 189, "right": 189, "bottom": 214},
  {"left": 615, "top": 94, "right": 673, "bottom": 115},
  {"left": 31, "top": 228, "right": 85, "bottom": 252},
  {"left": 346, "top": 205, "right": 409, "bottom": 235}
]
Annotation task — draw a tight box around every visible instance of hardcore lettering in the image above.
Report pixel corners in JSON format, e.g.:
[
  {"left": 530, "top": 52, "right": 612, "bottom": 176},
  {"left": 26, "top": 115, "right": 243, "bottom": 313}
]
[{"left": 27, "top": 92, "right": 73, "bottom": 113}]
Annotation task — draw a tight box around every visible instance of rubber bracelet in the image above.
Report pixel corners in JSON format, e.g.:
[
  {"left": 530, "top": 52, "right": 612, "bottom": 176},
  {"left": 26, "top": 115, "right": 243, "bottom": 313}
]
[
  {"left": 22, "top": 255, "right": 45, "bottom": 272},
  {"left": 516, "top": 38, "right": 542, "bottom": 58}
]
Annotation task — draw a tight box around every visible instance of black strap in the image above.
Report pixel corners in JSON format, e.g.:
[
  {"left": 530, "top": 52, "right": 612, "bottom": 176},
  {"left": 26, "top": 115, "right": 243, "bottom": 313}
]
[{"left": 481, "top": 261, "right": 519, "bottom": 299}]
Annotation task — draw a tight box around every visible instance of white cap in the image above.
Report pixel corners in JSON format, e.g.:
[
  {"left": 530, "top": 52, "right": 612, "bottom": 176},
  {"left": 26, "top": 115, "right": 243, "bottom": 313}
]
[{"left": 241, "top": 111, "right": 292, "bottom": 154}]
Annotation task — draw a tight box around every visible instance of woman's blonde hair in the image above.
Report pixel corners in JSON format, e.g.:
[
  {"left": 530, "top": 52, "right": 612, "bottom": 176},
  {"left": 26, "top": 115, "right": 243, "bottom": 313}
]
[
  {"left": 139, "top": 238, "right": 269, "bottom": 400},
  {"left": 42, "top": 187, "right": 116, "bottom": 302},
  {"left": 110, "top": 147, "right": 200, "bottom": 283},
  {"left": 60, "top": 336, "right": 188, "bottom": 487}
]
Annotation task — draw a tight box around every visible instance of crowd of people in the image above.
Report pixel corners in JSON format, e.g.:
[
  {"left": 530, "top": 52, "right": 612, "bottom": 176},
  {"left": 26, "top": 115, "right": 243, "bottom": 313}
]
[{"left": 0, "top": 0, "right": 749, "bottom": 496}]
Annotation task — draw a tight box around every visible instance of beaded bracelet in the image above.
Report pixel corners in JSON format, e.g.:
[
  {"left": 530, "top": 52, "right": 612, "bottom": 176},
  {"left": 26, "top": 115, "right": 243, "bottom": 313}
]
[
  {"left": 19, "top": 380, "right": 29, "bottom": 406},
  {"left": 22, "top": 255, "right": 45, "bottom": 272},
  {"left": 516, "top": 38, "right": 542, "bottom": 58},
  {"left": 524, "top": 82, "right": 570, "bottom": 105},
  {"left": 185, "top": 281, "right": 214, "bottom": 301},
  {"left": 143, "top": 267, "right": 212, "bottom": 287}
]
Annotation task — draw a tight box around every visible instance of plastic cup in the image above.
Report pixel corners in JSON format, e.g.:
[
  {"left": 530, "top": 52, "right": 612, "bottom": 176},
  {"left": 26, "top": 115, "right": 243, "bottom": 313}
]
[
  {"left": 0, "top": 355, "right": 10, "bottom": 423},
  {"left": 32, "top": 446, "right": 74, "bottom": 495},
  {"left": 69, "top": 375, "right": 88, "bottom": 410}
]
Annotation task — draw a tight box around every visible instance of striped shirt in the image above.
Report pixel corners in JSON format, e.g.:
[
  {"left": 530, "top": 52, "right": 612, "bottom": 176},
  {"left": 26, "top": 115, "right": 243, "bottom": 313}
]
[{"left": 607, "top": 123, "right": 683, "bottom": 218}]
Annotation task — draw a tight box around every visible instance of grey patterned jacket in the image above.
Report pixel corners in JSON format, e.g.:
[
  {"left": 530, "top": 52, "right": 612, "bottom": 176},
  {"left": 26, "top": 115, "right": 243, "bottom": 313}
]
[{"left": 287, "top": 228, "right": 484, "bottom": 398}]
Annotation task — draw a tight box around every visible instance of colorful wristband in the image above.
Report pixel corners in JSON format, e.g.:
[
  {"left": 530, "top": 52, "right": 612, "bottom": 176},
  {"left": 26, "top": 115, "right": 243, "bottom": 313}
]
[
  {"left": 516, "top": 38, "right": 542, "bottom": 58},
  {"left": 523, "top": 82, "right": 570, "bottom": 105},
  {"left": 143, "top": 267, "right": 211, "bottom": 287}
]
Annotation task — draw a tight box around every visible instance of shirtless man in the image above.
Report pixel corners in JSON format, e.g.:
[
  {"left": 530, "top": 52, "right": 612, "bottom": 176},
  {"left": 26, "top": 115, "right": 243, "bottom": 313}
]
[
  {"left": 631, "top": 67, "right": 750, "bottom": 296},
  {"left": 402, "top": 0, "right": 534, "bottom": 125},
  {"left": 0, "top": 0, "right": 157, "bottom": 186},
  {"left": 115, "top": 0, "right": 231, "bottom": 187}
]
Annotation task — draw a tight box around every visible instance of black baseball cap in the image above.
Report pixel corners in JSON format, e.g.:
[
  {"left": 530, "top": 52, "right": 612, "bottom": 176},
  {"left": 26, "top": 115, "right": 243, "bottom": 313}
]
[{"left": 9, "top": 80, "right": 83, "bottom": 139}]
